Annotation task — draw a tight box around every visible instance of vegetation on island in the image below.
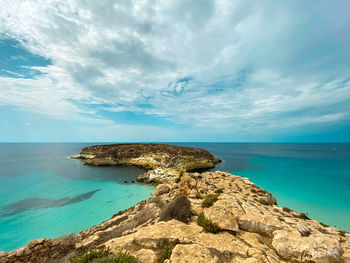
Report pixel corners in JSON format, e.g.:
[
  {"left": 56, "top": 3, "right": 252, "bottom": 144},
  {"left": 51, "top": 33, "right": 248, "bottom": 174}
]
[
  {"left": 201, "top": 194, "right": 220, "bottom": 208},
  {"left": 197, "top": 212, "right": 220, "bottom": 234},
  {"left": 73, "top": 248, "right": 138, "bottom": 263}
]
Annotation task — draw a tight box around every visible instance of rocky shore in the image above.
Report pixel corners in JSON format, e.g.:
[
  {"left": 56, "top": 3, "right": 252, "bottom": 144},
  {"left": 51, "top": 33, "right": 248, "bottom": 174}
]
[
  {"left": 1, "top": 144, "right": 349, "bottom": 263},
  {"left": 71, "top": 143, "right": 221, "bottom": 183}
]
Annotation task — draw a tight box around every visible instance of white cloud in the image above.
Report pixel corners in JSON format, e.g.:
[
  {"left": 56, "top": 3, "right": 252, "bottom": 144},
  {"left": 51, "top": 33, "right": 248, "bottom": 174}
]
[{"left": 0, "top": 0, "right": 349, "bottom": 136}]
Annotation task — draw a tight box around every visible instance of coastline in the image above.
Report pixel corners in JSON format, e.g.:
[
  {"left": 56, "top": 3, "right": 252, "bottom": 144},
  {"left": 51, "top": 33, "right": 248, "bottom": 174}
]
[
  {"left": 1, "top": 170, "right": 349, "bottom": 263},
  {"left": 1, "top": 144, "right": 349, "bottom": 263}
]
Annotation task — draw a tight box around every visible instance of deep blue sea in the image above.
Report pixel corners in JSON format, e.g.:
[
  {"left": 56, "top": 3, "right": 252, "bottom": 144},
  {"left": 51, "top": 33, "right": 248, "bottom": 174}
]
[{"left": 0, "top": 143, "right": 350, "bottom": 252}]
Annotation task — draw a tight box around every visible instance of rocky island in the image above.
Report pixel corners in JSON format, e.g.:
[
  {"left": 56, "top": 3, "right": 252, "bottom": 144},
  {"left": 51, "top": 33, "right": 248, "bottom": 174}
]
[
  {"left": 0, "top": 144, "right": 349, "bottom": 263},
  {"left": 71, "top": 143, "right": 222, "bottom": 183}
]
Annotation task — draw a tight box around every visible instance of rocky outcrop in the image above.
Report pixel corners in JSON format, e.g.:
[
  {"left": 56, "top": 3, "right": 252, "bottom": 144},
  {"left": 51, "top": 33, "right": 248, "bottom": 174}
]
[
  {"left": 3, "top": 171, "right": 348, "bottom": 263},
  {"left": 92, "top": 171, "right": 349, "bottom": 263},
  {"left": 72, "top": 143, "right": 221, "bottom": 183},
  {"left": 0, "top": 235, "right": 76, "bottom": 263},
  {"left": 2, "top": 151, "right": 350, "bottom": 263}
]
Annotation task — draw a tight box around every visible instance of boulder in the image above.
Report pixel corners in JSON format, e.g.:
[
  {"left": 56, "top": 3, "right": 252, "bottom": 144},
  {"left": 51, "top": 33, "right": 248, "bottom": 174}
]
[
  {"left": 154, "top": 184, "right": 170, "bottom": 196},
  {"left": 170, "top": 244, "right": 220, "bottom": 263},
  {"left": 272, "top": 230, "right": 344, "bottom": 262}
]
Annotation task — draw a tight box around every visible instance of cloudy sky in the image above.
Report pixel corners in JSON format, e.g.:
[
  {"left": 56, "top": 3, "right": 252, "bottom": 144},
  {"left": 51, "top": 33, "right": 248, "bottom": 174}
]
[{"left": 0, "top": 0, "right": 350, "bottom": 142}]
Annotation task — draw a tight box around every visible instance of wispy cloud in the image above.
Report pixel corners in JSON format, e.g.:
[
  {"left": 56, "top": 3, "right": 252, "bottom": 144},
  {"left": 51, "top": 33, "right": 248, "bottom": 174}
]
[{"left": 0, "top": 0, "right": 350, "bottom": 141}]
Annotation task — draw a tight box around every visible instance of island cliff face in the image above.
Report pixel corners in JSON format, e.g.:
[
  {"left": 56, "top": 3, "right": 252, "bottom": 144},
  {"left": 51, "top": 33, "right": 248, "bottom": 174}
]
[
  {"left": 1, "top": 144, "right": 349, "bottom": 263},
  {"left": 72, "top": 143, "right": 222, "bottom": 183}
]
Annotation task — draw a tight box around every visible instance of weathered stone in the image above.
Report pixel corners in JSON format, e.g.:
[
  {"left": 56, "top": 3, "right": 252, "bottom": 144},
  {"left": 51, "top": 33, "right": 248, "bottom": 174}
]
[
  {"left": 154, "top": 184, "right": 170, "bottom": 196},
  {"left": 296, "top": 222, "right": 311, "bottom": 237},
  {"left": 73, "top": 143, "right": 221, "bottom": 183},
  {"left": 136, "top": 249, "right": 157, "bottom": 263},
  {"left": 33, "top": 244, "right": 43, "bottom": 251},
  {"left": 170, "top": 244, "right": 219, "bottom": 263},
  {"left": 51, "top": 251, "right": 61, "bottom": 258},
  {"left": 272, "top": 230, "right": 344, "bottom": 262},
  {"left": 3, "top": 169, "right": 350, "bottom": 263},
  {"left": 39, "top": 247, "right": 50, "bottom": 256},
  {"left": 237, "top": 214, "right": 283, "bottom": 237},
  {"left": 204, "top": 206, "right": 239, "bottom": 232}
]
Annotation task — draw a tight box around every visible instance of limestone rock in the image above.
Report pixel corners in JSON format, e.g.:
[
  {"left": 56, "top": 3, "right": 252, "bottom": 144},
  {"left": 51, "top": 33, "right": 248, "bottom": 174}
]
[
  {"left": 136, "top": 249, "right": 157, "bottom": 263},
  {"left": 237, "top": 214, "right": 283, "bottom": 237},
  {"left": 296, "top": 222, "right": 311, "bottom": 237},
  {"left": 154, "top": 184, "right": 171, "bottom": 196},
  {"left": 204, "top": 206, "right": 239, "bottom": 232},
  {"left": 272, "top": 230, "right": 344, "bottom": 262},
  {"left": 170, "top": 244, "right": 220, "bottom": 263},
  {"left": 73, "top": 143, "right": 221, "bottom": 183},
  {"left": 3, "top": 170, "right": 350, "bottom": 263}
]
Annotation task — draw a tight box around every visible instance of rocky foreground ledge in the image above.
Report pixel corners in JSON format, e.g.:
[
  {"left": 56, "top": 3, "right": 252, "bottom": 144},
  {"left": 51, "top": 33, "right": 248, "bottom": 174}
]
[
  {"left": 72, "top": 143, "right": 221, "bottom": 183},
  {"left": 1, "top": 145, "right": 349, "bottom": 263}
]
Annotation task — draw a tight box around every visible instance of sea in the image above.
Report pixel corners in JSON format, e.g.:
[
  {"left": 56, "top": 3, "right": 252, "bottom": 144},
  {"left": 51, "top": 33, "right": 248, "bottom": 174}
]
[{"left": 0, "top": 143, "right": 349, "bottom": 252}]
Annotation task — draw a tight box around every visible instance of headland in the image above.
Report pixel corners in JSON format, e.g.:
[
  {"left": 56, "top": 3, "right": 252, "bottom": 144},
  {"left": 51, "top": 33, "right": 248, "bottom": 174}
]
[{"left": 0, "top": 143, "right": 349, "bottom": 263}]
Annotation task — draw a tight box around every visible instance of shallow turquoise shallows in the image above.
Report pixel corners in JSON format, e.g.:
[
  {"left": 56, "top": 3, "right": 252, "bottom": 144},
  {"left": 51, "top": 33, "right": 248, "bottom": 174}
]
[
  {"left": 176, "top": 143, "right": 350, "bottom": 231},
  {"left": 0, "top": 143, "right": 154, "bottom": 252},
  {"left": 1, "top": 143, "right": 350, "bottom": 252}
]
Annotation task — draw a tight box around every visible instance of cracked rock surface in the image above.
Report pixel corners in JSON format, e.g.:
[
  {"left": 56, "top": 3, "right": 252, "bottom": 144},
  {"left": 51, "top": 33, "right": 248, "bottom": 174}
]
[{"left": 1, "top": 145, "right": 349, "bottom": 263}]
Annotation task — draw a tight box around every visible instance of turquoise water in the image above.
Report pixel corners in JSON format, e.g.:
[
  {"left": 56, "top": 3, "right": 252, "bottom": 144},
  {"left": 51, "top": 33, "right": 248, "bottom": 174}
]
[
  {"left": 181, "top": 143, "right": 350, "bottom": 231},
  {"left": 1, "top": 143, "right": 350, "bottom": 252},
  {"left": 0, "top": 144, "right": 154, "bottom": 252},
  {"left": 236, "top": 155, "right": 350, "bottom": 231}
]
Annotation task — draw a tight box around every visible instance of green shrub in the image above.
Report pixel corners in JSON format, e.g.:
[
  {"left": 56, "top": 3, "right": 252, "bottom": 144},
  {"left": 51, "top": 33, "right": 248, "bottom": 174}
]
[
  {"left": 258, "top": 198, "right": 269, "bottom": 205},
  {"left": 114, "top": 251, "right": 138, "bottom": 263},
  {"left": 214, "top": 188, "right": 224, "bottom": 194},
  {"left": 73, "top": 248, "right": 138, "bottom": 263},
  {"left": 197, "top": 212, "right": 219, "bottom": 233},
  {"left": 162, "top": 245, "right": 173, "bottom": 260},
  {"left": 195, "top": 193, "right": 203, "bottom": 199},
  {"left": 201, "top": 194, "right": 219, "bottom": 208}
]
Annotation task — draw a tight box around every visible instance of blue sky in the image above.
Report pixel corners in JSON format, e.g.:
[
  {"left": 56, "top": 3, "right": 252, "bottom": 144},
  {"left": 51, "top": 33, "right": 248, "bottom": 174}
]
[{"left": 0, "top": 0, "right": 350, "bottom": 142}]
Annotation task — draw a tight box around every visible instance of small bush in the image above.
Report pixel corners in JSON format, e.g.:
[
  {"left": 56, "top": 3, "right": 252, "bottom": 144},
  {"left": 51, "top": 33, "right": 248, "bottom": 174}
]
[
  {"left": 197, "top": 212, "right": 219, "bottom": 233},
  {"left": 201, "top": 194, "right": 219, "bottom": 208},
  {"left": 195, "top": 193, "right": 203, "bottom": 199},
  {"left": 162, "top": 245, "right": 173, "bottom": 260},
  {"left": 258, "top": 198, "right": 269, "bottom": 205},
  {"left": 114, "top": 251, "right": 138, "bottom": 263},
  {"left": 160, "top": 195, "right": 192, "bottom": 223},
  {"left": 257, "top": 236, "right": 265, "bottom": 245},
  {"left": 73, "top": 248, "right": 138, "bottom": 263},
  {"left": 214, "top": 188, "right": 224, "bottom": 194}
]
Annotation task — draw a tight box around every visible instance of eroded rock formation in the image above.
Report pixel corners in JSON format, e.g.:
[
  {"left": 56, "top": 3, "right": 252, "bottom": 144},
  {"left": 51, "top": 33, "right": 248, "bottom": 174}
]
[
  {"left": 1, "top": 144, "right": 349, "bottom": 263},
  {"left": 1, "top": 172, "right": 349, "bottom": 263},
  {"left": 71, "top": 143, "right": 221, "bottom": 183}
]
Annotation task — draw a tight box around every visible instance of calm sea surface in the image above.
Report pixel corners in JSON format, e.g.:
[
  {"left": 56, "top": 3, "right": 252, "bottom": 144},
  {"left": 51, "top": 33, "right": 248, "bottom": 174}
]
[{"left": 0, "top": 143, "right": 350, "bottom": 251}]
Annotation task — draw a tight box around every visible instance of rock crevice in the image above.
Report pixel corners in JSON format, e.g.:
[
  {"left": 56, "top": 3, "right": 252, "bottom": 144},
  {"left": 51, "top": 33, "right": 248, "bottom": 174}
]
[{"left": 1, "top": 144, "right": 349, "bottom": 263}]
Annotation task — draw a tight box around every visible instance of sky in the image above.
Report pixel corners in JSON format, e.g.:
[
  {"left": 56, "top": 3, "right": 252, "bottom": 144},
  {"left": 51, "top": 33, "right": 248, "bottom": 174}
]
[{"left": 0, "top": 0, "right": 350, "bottom": 142}]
